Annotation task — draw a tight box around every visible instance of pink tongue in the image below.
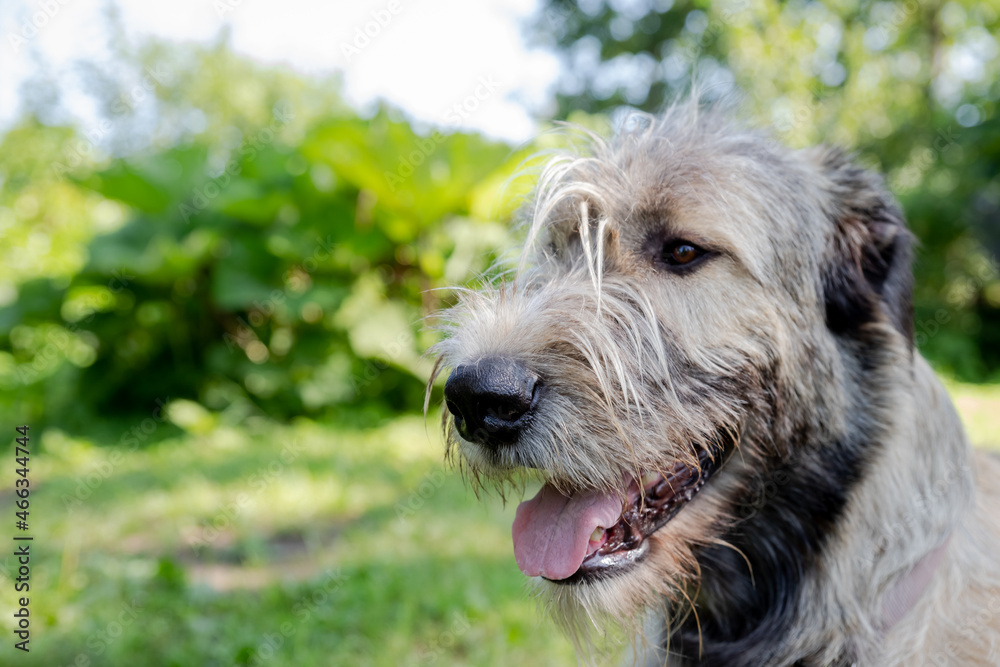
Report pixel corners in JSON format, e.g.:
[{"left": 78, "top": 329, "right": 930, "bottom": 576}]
[{"left": 512, "top": 483, "right": 624, "bottom": 580}]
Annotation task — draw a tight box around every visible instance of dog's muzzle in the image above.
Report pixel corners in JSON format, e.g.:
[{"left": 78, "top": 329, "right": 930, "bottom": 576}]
[{"left": 443, "top": 356, "right": 541, "bottom": 448}]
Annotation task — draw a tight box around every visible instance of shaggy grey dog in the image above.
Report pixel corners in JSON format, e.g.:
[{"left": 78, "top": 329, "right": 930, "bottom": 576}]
[{"left": 429, "top": 101, "right": 1000, "bottom": 666}]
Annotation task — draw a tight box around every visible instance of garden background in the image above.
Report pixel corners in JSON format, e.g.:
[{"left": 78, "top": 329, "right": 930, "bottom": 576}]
[{"left": 0, "top": 0, "right": 998, "bottom": 665}]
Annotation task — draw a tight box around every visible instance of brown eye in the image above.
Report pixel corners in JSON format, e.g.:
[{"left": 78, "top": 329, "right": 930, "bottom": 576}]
[{"left": 663, "top": 241, "right": 703, "bottom": 266}]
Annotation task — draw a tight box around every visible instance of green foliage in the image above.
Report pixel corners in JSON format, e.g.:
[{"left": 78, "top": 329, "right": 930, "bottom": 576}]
[
  {"left": 0, "top": 45, "right": 524, "bottom": 430},
  {"left": 535, "top": 0, "right": 1000, "bottom": 381}
]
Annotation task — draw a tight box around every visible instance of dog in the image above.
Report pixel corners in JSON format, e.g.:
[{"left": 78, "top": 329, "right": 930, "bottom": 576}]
[{"left": 429, "top": 100, "right": 1000, "bottom": 666}]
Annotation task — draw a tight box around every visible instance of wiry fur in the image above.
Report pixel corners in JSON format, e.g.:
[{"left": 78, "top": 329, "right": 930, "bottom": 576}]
[{"left": 428, "top": 100, "right": 1000, "bottom": 666}]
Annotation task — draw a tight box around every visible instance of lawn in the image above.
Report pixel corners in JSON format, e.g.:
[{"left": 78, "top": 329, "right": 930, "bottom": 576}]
[{"left": 3, "top": 380, "right": 998, "bottom": 666}]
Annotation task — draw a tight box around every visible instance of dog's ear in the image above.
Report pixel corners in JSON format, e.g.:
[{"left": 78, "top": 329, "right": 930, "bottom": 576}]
[{"left": 810, "top": 147, "right": 914, "bottom": 344}]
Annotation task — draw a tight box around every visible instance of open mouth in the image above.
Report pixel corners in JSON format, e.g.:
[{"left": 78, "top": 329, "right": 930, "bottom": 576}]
[{"left": 512, "top": 449, "right": 719, "bottom": 584}]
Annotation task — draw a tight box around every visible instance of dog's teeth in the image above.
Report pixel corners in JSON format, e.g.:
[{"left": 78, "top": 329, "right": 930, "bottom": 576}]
[
  {"left": 642, "top": 472, "right": 660, "bottom": 488},
  {"left": 590, "top": 527, "right": 605, "bottom": 542}
]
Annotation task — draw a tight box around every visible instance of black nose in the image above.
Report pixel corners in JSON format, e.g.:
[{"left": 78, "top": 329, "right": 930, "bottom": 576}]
[{"left": 444, "top": 357, "right": 540, "bottom": 448}]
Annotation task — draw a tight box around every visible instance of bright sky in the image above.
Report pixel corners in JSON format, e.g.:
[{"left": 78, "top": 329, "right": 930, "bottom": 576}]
[{"left": 0, "top": 0, "right": 562, "bottom": 142}]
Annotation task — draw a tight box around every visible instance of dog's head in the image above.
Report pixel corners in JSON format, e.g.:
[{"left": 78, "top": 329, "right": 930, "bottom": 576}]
[{"left": 429, "top": 102, "right": 913, "bottom": 653}]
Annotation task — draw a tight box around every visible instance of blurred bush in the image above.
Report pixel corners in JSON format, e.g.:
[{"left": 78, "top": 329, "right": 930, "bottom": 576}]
[{"left": 0, "top": 42, "right": 526, "bottom": 431}]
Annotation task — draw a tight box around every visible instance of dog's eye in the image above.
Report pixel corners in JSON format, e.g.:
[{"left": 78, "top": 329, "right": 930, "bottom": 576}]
[{"left": 662, "top": 241, "right": 705, "bottom": 267}]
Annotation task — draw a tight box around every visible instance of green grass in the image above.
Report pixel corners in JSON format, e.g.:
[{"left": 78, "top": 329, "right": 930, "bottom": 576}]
[
  {"left": 3, "top": 380, "right": 998, "bottom": 666},
  {"left": 1, "top": 413, "right": 577, "bottom": 667}
]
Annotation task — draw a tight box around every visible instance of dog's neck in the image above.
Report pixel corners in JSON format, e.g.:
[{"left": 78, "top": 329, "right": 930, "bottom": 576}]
[{"left": 667, "top": 347, "right": 971, "bottom": 666}]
